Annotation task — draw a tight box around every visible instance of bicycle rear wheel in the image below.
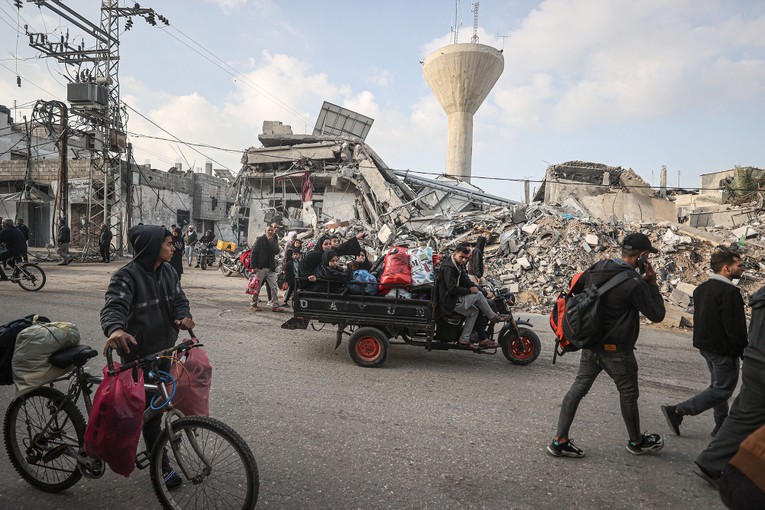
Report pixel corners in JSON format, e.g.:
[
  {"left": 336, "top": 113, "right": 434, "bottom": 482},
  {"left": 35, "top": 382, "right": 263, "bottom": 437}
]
[
  {"left": 16, "top": 263, "right": 46, "bottom": 291},
  {"left": 150, "top": 415, "right": 259, "bottom": 509},
  {"left": 3, "top": 386, "right": 85, "bottom": 492}
]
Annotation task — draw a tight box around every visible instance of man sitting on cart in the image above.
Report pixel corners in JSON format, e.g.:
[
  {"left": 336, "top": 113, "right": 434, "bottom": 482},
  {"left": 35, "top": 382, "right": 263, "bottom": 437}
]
[{"left": 437, "top": 244, "right": 508, "bottom": 350}]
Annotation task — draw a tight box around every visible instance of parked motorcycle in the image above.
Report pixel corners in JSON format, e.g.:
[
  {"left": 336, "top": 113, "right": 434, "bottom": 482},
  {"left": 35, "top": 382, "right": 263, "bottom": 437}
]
[{"left": 219, "top": 247, "right": 251, "bottom": 278}]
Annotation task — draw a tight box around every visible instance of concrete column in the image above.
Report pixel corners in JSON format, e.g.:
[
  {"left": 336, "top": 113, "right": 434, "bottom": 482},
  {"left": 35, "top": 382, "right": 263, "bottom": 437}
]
[{"left": 446, "top": 111, "right": 473, "bottom": 181}]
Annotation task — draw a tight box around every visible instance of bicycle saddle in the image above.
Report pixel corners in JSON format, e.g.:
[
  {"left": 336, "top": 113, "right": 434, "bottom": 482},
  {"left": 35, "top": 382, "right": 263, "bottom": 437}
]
[{"left": 49, "top": 345, "right": 99, "bottom": 369}]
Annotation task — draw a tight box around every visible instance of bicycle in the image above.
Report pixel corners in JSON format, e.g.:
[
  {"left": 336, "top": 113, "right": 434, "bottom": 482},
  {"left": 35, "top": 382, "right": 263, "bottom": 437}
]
[
  {"left": 3, "top": 337, "right": 259, "bottom": 509},
  {"left": 0, "top": 255, "right": 46, "bottom": 291}
]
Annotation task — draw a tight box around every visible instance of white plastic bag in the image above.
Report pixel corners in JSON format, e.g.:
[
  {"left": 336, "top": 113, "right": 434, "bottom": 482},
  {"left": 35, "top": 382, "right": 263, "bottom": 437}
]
[
  {"left": 409, "top": 247, "right": 435, "bottom": 285},
  {"left": 13, "top": 322, "right": 80, "bottom": 396}
]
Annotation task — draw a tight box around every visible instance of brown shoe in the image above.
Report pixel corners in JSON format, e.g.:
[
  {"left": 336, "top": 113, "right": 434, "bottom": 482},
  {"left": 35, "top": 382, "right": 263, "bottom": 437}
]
[
  {"left": 250, "top": 305, "right": 262, "bottom": 312},
  {"left": 271, "top": 306, "right": 284, "bottom": 312},
  {"left": 479, "top": 340, "right": 499, "bottom": 349}
]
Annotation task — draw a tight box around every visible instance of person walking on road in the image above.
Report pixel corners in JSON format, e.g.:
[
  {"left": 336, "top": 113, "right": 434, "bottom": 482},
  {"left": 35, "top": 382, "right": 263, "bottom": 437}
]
[
  {"left": 15, "top": 218, "right": 30, "bottom": 263},
  {"left": 98, "top": 224, "right": 113, "bottom": 263},
  {"left": 183, "top": 226, "right": 198, "bottom": 267},
  {"left": 695, "top": 283, "right": 765, "bottom": 487},
  {"left": 57, "top": 218, "right": 73, "bottom": 265},
  {"left": 249, "top": 224, "right": 283, "bottom": 312},
  {"left": 169, "top": 227, "right": 185, "bottom": 282},
  {"left": 661, "top": 249, "right": 747, "bottom": 438},
  {"left": 547, "top": 233, "right": 666, "bottom": 458}
]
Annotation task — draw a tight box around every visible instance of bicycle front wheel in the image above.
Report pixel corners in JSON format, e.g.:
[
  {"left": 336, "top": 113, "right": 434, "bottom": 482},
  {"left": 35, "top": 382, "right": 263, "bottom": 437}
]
[
  {"left": 16, "top": 263, "right": 46, "bottom": 291},
  {"left": 150, "top": 416, "right": 259, "bottom": 510},
  {"left": 3, "top": 386, "right": 85, "bottom": 492}
]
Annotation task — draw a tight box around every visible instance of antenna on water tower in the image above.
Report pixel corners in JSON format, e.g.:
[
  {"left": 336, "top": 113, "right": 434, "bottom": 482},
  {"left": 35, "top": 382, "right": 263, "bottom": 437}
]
[
  {"left": 452, "top": 0, "right": 461, "bottom": 44},
  {"left": 471, "top": 2, "right": 479, "bottom": 43}
]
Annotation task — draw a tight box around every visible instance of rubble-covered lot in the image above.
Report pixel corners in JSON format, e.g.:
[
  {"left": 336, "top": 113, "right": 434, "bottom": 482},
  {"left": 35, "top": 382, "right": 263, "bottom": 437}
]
[{"left": 302, "top": 202, "right": 765, "bottom": 329}]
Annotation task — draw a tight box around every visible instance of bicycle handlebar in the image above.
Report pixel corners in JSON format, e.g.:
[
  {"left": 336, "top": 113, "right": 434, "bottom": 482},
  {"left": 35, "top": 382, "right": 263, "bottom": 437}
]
[{"left": 106, "top": 330, "right": 199, "bottom": 375}]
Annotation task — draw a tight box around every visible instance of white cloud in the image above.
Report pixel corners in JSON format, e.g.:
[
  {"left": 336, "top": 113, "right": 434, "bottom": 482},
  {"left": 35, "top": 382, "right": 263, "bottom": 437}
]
[{"left": 366, "top": 67, "right": 394, "bottom": 88}]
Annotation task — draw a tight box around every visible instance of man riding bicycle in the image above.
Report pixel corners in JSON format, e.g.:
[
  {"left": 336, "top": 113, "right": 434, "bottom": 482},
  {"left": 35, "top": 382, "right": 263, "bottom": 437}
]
[
  {"left": 100, "top": 224, "right": 195, "bottom": 488},
  {"left": 0, "top": 218, "right": 27, "bottom": 281}
]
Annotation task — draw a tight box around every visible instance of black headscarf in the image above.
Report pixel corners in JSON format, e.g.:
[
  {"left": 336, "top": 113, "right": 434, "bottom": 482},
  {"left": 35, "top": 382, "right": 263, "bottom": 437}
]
[
  {"left": 300, "top": 235, "right": 331, "bottom": 279},
  {"left": 310, "top": 249, "right": 347, "bottom": 293}
]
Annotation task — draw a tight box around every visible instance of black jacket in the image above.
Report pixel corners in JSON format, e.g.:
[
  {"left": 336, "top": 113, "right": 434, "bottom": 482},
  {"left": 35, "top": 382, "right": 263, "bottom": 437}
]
[
  {"left": 100, "top": 225, "right": 191, "bottom": 360},
  {"left": 692, "top": 278, "right": 748, "bottom": 357},
  {"left": 170, "top": 236, "right": 185, "bottom": 276},
  {"left": 467, "top": 247, "right": 484, "bottom": 279},
  {"left": 0, "top": 226, "right": 27, "bottom": 255},
  {"left": 437, "top": 255, "right": 476, "bottom": 312},
  {"left": 99, "top": 229, "right": 113, "bottom": 246},
  {"left": 299, "top": 236, "right": 361, "bottom": 283},
  {"left": 17, "top": 224, "right": 30, "bottom": 241},
  {"left": 745, "top": 286, "right": 765, "bottom": 366},
  {"left": 306, "top": 250, "right": 348, "bottom": 293},
  {"left": 575, "top": 259, "right": 665, "bottom": 350},
  {"left": 250, "top": 234, "right": 279, "bottom": 270},
  {"left": 58, "top": 225, "right": 71, "bottom": 244}
]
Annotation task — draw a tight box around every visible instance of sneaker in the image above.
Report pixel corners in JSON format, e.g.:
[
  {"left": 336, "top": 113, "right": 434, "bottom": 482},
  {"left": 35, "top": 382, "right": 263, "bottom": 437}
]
[
  {"left": 546, "top": 439, "right": 585, "bottom": 458},
  {"left": 627, "top": 433, "right": 664, "bottom": 455},
  {"left": 163, "top": 468, "right": 182, "bottom": 489},
  {"left": 661, "top": 405, "right": 683, "bottom": 436}
]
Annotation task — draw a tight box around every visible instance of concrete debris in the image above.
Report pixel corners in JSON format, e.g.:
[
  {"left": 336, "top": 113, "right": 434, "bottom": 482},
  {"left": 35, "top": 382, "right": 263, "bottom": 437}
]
[{"left": 732, "top": 226, "right": 758, "bottom": 240}]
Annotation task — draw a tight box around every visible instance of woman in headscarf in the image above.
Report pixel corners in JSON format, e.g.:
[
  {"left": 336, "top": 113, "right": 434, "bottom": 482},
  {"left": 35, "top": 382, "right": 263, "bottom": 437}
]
[
  {"left": 355, "top": 248, "right": 372, "bottom": 271},
  {"left": 169, "top": 227, "right": 185, "bottom": 282},
  {"left": 306, "top": 250, "right": 349, "bottom": 293},
  {"left": 467, "top": 235, "right": 487, "bottom": 284},
  {"left": 299, "top": 232, "right": 364, "bottom": 287}
]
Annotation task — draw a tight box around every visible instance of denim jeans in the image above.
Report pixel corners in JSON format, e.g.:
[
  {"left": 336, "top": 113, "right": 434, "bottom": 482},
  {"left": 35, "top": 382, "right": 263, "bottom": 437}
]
[
  {"left": 556, "top": 348, "right": 641, "bottom": 442},
  {"left": 677, "top": 350, "right": 739, "bottom": 425}
]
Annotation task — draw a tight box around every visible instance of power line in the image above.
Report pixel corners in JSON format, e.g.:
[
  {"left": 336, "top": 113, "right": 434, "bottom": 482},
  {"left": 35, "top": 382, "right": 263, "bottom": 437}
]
[{"left": 123, "top": 102, "right": 234, "bottom": 171}]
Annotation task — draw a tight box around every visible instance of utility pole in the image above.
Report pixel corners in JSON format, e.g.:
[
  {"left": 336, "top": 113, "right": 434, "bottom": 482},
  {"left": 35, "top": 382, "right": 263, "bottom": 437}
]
[{"left": 21, "top": 0, "right": 169, "bottom": 258}]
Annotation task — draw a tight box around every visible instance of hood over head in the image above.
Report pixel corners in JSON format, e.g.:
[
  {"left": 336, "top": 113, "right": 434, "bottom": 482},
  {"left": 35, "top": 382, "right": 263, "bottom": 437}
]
[
  {"left": 129, "top": 225, "right": 172, "bottom": 272},
  {"left": 322, "top": 249, "right": 338, "bottom": 266}
]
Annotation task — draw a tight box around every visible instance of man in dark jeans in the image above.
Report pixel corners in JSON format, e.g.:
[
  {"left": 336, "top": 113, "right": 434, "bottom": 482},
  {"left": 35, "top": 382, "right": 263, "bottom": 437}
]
[
  {"left": 57, "top": 219, "right": 73, "bottom": 265},
  {"left": 695, "top": 283, "right": 765, "bottom": 486},
  {"left": 662, "top": 249, "right": 747, "bottom": 438},
  {"left": 101, "top": 225, "right": 194, "bottom": 489},
  {"left": 98, "top": 224, "right": 113, "bottom": 263},
  {"left": 547, "top": 233, "right": 666, "bottom": 458}
]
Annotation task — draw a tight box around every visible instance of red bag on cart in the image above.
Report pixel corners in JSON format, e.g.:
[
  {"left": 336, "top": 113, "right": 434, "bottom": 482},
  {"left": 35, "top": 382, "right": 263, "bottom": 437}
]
[
  {"left": 83, "top": 364, "right": 145, "bottom": 478},
  {"left": 378, "top": 246, "right": 411, "bottom": 294}
]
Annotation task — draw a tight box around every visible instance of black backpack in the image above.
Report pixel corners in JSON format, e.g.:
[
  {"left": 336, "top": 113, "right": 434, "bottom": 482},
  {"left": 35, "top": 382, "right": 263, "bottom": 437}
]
[
  {"left": 0, "top": 315, "right": 50, "bottom": 385},
  {"left": 550, "top": 270, "right": 635, "bottom": 363}
]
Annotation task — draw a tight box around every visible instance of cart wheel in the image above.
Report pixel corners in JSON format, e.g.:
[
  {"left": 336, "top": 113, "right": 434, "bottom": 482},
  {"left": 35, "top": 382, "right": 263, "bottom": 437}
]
[
  {"left": 348, "top": 327, "right": 389, "bottom": 368},
  {"left": 501, "top": 327, "right": 541, "bottom": 365}
]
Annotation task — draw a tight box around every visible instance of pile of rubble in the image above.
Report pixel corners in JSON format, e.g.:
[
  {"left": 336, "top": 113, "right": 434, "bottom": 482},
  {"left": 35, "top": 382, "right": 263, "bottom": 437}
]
[{"left": 295, "top": 202, "right": 765, "bottom": 329}]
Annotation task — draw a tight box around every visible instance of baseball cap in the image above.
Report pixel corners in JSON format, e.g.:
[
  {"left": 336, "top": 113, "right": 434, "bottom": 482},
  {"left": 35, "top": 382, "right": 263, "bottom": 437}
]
[{"left": 622, "top": 233, "right": 658, "bottom": 253}]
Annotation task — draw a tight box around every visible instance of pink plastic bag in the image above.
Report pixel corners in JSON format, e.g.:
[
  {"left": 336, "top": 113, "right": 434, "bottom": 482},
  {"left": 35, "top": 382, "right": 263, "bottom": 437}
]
[
  {"left": 84, "top": 364, "right": 145, "bottom": 477},
  {"left": 169, "top": 346, "right": 212, "bottom": 416},
  {"left": 245, "top": 274, "right": 260, "bottom": 295}
]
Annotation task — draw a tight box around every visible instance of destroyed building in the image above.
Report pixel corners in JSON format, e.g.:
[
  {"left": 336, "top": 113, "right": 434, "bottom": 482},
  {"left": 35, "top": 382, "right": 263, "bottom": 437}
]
[
  {"left": 533, "top": 161, "right": 677, "bottom": 223},
  {"left": 233, "top": 119, "right": 517, "bottom": 246}
]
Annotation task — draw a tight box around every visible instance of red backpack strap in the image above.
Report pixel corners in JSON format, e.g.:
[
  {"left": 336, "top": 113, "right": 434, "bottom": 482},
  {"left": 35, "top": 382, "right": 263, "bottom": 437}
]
[{"left": 568, "top": 272, "right": 583, "bottom": 293}]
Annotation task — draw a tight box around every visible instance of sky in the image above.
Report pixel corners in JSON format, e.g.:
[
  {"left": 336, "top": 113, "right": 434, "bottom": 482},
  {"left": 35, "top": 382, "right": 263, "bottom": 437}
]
[{"left": 1, "top": 0, "right": 764, "bottom": 201}]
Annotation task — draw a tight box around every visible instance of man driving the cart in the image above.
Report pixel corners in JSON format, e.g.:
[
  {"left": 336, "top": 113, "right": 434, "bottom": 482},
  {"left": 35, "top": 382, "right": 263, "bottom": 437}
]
[{"left": 437, "top": 244, "right": 509, "bottom": 350}]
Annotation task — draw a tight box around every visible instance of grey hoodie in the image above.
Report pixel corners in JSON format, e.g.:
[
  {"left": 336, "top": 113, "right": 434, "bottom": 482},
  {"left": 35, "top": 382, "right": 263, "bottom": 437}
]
[
  {"left": 745, "top": 285, "right": 765, "bottom": 366},
  {"left": 100, "top": 225, "right": 191, "bottom": 359}
]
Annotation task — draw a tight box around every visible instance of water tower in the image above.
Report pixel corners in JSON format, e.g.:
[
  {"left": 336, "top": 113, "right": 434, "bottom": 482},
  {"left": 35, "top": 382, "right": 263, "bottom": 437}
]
[{"left": 422, "top": 39, "right": 503, "bottom": 182}]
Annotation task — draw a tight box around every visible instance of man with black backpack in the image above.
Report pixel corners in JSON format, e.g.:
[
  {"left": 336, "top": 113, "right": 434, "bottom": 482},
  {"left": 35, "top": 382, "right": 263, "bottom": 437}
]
[{"left": 547, "top": 233, "right": 666, "bottom": 458}]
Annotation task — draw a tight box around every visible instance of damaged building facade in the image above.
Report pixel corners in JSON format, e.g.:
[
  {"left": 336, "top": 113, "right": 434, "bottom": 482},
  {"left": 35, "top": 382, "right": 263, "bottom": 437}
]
[
  {"left": 534, "top": 161, "right": 678, "bottom": 223},
  {"left": 234, "top": 120, "right": 516, "bottom": 247}
]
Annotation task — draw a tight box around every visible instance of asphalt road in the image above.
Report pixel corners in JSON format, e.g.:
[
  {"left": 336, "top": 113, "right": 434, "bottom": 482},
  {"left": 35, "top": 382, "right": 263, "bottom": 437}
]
[{"left": 0, "top": 259, "right": 725, "bottom": 509}]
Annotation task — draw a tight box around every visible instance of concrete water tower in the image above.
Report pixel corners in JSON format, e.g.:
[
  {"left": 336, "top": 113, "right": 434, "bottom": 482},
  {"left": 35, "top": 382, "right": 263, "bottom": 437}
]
[{"left": 422, "top": 43, "right": 504, "bottom": 182}]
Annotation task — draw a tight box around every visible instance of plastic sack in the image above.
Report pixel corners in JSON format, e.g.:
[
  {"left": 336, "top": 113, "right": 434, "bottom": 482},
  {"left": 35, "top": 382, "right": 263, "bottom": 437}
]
[
  {"left": 409, "top": 247, "right": 435, "bottom": 285},
  {"left": 239, "top": 249, "right": 251, "bottom": 269},
  {"left": 347, "top": 269, "right": 378, "bottom": 296},
  {"left": 0, "top": 315, "right": 50, "bottom": 386},
  {"left": 379, "top": 246, "right": 411, "bottom": 294},
  {"left": 84, "top": 364, "right": 145, "bottom": 478},
  {"left": 245, "top": 274, "right": 260, "bottom": 295},
  {"left": 383, "top": 288, "right": 412, "bottom": 299},
  {"left": 12, "top": 322, "right": 80, "bottom": 397},
  {"left": 169, "top": 346, "right": 212, "bottom": 417}
]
